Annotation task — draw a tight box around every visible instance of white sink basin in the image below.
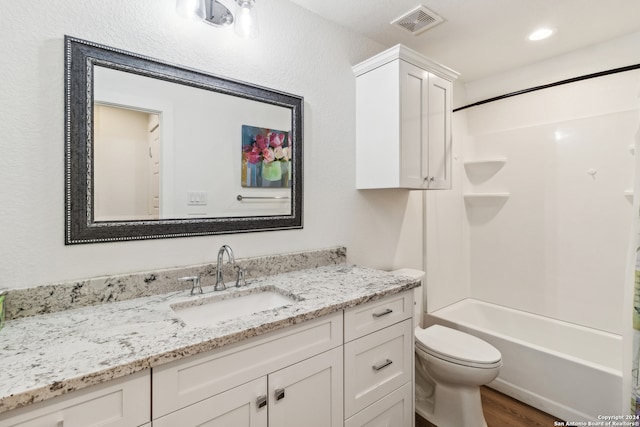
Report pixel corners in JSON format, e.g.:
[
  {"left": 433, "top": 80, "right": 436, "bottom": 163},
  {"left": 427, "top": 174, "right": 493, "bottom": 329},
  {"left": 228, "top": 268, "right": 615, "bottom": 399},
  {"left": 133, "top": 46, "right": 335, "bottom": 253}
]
[{"left": 171, "top": 288, "right": 299, "bottom": 328}]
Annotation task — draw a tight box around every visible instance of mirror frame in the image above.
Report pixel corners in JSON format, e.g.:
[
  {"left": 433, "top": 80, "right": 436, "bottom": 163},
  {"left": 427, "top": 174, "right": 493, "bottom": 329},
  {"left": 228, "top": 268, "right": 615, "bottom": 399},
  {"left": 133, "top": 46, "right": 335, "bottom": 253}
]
[{"left": 64, "top": 36, "right": 303, "bottom": 244}]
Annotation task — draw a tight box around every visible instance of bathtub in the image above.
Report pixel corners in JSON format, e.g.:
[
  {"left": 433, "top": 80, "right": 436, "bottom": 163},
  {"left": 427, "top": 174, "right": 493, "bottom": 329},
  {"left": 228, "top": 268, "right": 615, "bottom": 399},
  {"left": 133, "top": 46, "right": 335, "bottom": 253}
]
[{"left": 424, "top": 298, "right": 623, "bottom": 422}]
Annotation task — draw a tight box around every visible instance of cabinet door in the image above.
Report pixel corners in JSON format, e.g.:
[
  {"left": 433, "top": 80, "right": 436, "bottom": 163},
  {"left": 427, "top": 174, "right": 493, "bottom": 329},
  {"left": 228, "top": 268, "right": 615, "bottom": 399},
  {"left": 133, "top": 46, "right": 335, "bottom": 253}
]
[
  {"left": 400, "top": 61, "right": 430, "bottom": 189},
  {"left": 268, "top": 347, "right": 343, "bottom": 427},
  {"left": 153, "top": 376, "right": 267, "bottom": 427},
  {"left": 0, "top": 371, "right": 150, "bottom": 427},
  {"left": 427, "top": 73, "right": 452, "bottom": 189}
]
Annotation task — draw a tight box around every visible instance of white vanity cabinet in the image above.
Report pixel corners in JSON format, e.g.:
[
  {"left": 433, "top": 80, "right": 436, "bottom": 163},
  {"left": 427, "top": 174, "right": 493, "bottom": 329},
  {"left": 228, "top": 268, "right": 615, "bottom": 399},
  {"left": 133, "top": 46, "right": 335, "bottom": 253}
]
[
  {"left": 0, "top": 289, "right": 416, "bottom": 427},
  {"left": 0, "top": 370, "right": 150, "bottom": 427},
  {"left": 354, "top": 44, "right": 459, "bottom": 190},
  {"left": 151, "top": 291, "right": 414, "bottom": 427},
  {"left": 151, "top": 312, "right": 343, "bottom": 427},
  {"left": 343, "top": 292, "right": 415, "bottom": 427}
]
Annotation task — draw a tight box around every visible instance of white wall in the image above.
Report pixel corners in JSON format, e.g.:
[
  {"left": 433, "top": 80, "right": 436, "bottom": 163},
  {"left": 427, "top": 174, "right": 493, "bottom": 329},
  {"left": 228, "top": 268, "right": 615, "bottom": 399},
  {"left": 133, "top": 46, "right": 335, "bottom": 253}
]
[{"left": 0, "top": 0, "right": 426, "bottom": 290}]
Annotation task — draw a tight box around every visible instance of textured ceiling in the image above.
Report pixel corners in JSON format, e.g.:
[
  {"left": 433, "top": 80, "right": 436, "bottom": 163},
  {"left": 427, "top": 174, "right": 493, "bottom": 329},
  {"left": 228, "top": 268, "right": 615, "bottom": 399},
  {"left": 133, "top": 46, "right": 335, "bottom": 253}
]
[{"left": 287, "top": 0, "right": 640, "bottom": 82}]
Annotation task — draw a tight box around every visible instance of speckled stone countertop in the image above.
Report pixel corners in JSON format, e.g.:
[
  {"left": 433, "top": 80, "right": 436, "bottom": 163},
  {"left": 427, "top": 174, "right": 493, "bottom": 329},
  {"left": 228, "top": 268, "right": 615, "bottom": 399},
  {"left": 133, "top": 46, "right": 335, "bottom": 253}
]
[{"left": 0, "top": 265, "right": 419, "bottom": 414}]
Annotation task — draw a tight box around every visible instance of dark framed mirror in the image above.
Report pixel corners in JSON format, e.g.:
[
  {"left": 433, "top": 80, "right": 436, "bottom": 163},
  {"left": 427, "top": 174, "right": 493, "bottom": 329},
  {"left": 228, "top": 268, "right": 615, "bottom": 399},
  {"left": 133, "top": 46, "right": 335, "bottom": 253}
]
[{"left": 65, "top": 36, "right": 303, "bottom": 244}]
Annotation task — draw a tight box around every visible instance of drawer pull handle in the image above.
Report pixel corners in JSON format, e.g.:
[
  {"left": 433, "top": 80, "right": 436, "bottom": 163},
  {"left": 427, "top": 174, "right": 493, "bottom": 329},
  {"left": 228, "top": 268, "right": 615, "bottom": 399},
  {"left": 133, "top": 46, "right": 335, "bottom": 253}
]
[
  {"left": 256, "top": 395, "right": 267, "bottom": 409},
  {"left": 275, "top": 388, "right": 285, "bottom": 401},
  {"left": 372, "top": 359, "right": 393, "bottom": 371},
  {"left": 372, "top": 308, "right": 393, "bottom": 318}
]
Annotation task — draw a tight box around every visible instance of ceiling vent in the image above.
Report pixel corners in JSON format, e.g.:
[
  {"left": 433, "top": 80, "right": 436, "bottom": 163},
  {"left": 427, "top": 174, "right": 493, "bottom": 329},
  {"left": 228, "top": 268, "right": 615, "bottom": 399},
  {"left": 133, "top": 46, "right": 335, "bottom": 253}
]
[{"left": 391, "top": 5, "right": 443, "bottom": 35}]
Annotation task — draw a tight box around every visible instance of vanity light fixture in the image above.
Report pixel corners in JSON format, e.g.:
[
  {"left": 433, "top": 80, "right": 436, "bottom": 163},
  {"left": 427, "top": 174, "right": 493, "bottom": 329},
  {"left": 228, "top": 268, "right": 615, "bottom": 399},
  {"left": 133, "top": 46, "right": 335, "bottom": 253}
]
[
  {"left": 176, "top": 0, "right": 258, "bottom": 38},
  {"left": 528, "top": 27, "right": 554, "bottom": 41},
  {"left": 234, "top": 0, "right": 259, "bottom": 38}
]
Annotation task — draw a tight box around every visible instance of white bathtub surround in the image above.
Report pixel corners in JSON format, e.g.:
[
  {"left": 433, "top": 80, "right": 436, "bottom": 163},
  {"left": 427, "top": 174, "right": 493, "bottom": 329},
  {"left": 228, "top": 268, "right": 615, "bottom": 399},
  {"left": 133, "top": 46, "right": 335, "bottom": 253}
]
[
  {"left": 464, "top": 69, "right": 638, "bottom": 335},
  {"left": 0, "top": 265, "right": 419, "bottom": 414},
  {"left": 426, "top": 298, "right": 622, "bottom": 421},
  {"left": 4, "top": 247, "right": 346, "bottom": 320}
]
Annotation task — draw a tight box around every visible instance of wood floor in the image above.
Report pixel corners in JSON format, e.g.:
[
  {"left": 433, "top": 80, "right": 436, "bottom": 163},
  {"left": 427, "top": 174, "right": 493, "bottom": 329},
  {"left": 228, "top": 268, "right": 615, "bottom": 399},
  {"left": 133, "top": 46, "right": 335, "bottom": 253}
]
[{"left": 415, "top": 386, "right": 563, "bottom": 427}]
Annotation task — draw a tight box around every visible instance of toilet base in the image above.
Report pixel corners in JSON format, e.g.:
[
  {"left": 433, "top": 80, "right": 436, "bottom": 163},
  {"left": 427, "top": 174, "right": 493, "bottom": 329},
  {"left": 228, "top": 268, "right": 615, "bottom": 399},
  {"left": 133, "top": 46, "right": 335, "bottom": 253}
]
[{"left": 416, "top": 375, "right": 488, "bottom": 427}]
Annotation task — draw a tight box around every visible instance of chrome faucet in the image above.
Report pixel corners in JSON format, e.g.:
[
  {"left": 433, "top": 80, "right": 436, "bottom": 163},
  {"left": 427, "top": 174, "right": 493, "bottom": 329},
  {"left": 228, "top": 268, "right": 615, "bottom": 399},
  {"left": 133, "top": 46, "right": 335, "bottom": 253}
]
[{"left": 215, "top": 245, "right": 235, "bottom": 291}]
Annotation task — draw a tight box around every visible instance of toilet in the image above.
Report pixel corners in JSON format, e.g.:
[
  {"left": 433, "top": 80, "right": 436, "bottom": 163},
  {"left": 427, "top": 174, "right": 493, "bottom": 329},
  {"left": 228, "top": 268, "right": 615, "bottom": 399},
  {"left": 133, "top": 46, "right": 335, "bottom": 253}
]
[{"left": 392, "top": 269, "right": 502, "bottom": 427}]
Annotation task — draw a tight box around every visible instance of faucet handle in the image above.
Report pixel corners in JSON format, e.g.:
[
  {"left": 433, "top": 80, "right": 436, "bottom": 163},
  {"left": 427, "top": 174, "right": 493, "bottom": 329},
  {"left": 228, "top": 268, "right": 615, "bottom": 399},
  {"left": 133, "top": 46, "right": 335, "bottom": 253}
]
[
  {"left": 235, "top": 266, "right": 247, "bottom": 287},
  {"left": 179, "top": 276, "right": 202, "bottom": 296}
]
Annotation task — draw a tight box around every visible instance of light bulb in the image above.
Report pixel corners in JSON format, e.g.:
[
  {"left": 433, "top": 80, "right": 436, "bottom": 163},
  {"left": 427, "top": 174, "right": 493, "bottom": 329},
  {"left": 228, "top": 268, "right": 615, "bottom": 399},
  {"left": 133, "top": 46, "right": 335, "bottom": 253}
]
[
  {"left": 528, "top": 28, "right": 554, "bottom": 41},
  {"left": 234, "top": 0, "right": 259, "bottom": 39},
  {"left": 176, "top": 0, "right": 206, "bottom": 21}
]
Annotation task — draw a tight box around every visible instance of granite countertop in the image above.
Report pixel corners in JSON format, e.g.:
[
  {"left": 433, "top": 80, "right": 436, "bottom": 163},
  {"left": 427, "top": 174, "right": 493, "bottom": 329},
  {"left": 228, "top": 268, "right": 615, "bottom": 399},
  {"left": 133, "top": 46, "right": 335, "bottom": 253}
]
[{"left": 0, "top": 265, "right": 420, "bottom": 414}]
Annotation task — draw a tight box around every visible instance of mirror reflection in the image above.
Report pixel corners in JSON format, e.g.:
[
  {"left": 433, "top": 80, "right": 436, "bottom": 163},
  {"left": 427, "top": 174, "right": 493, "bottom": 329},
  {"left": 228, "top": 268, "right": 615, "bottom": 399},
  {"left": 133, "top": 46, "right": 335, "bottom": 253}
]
[
  {"left": 93, "top": 66, "right": 292, "bottom": 222},
  {"left": 94, "top": 104, "right": 161, "bottom": 221}
]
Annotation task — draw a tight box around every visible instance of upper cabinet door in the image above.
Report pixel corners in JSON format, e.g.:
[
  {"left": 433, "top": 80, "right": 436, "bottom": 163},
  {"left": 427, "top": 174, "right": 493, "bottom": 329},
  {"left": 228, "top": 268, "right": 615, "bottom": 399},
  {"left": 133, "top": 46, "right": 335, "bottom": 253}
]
[
  {"left": 427, "top": 73, "right": 452, "bottom": 190},
  {"left": 400, "top": 61, "right": 430, "bottom": 189}
]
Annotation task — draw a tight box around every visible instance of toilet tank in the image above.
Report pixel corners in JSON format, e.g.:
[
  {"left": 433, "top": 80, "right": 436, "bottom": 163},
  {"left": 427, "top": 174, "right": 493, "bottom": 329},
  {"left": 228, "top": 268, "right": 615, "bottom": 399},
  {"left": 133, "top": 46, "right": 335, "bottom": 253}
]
[{"left": 390, "top": 268, "right": 425, "bottom": 328}]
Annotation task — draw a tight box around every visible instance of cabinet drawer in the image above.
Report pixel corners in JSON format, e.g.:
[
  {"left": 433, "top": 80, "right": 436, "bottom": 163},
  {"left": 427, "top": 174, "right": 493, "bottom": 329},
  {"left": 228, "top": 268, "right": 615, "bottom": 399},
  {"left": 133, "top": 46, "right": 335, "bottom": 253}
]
[
  {"left": 0, "top": 370, "right": 150, "bottom": 427},
  {"left": 344, "top": 319, "right": 413, "bottom": 418},
  {"left": 153, "top": 312, "right": 342, "bottom": 418},
  {"left": 345, "top": 382, "right": 412, "bottom": 427},
  {"left": 344, "top": 291, "right": 412, "bottom": 342}
]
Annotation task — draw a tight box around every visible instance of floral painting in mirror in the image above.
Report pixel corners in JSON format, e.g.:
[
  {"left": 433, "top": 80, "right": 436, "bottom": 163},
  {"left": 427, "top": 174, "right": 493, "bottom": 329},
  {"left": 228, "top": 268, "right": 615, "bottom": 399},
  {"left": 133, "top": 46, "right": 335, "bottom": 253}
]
[{"left": 241, "top": 125, "right": 292, "bottom": 188}]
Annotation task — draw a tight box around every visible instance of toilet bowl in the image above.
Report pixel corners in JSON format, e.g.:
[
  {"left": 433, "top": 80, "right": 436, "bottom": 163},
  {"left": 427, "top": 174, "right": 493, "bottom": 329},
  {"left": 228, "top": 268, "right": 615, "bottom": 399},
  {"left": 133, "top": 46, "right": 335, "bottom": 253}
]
[
  {"left": 391, "top": 269, "right": 502, "bottom": 427},
  {"left": 415, "top": 325, "right": 502, "bottom": 427}
]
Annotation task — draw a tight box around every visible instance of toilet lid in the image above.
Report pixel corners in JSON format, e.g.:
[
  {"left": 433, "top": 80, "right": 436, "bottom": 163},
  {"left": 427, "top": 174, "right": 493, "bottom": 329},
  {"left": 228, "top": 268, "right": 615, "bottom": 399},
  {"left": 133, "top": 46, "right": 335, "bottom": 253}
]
[{"left": 415, "top": 325, "right": 501, "bottom": 366}]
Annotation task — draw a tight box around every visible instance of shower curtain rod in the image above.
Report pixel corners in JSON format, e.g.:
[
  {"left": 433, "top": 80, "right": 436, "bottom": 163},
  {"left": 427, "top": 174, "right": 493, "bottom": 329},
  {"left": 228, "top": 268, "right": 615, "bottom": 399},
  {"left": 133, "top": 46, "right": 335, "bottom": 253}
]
[{"left": 453, "top": 62, "right": 640, "bottom": 113}]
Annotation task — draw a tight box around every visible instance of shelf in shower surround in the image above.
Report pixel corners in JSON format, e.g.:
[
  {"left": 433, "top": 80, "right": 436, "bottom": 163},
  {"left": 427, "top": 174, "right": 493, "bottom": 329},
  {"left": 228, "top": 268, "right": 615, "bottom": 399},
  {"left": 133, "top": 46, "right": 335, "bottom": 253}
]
[
  {"left": 463, "top": 158, "right": 507, "bottom": 169},
  {"left": 463, "top": 158, "right": 507, "bottom": 183},
  {"left": 624, "top": 190, "right": 633, "bottom": 202},
  {"left": 463, "top": 193, "right": 510, "bottom": 207}
]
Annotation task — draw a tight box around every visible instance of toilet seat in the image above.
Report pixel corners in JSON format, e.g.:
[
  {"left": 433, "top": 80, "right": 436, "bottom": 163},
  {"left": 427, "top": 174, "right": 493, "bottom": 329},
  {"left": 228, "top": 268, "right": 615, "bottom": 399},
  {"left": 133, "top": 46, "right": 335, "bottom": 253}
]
[{"left": 415, "top": 325, "right": 502, "bottom": 369}]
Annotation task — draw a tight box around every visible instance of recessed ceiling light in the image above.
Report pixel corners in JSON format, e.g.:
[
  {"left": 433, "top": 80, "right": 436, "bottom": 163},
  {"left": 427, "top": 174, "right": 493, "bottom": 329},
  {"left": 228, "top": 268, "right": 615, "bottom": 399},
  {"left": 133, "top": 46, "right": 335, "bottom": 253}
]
[{"left": 528, "top": 28, "right": 554, "bottom": 41}]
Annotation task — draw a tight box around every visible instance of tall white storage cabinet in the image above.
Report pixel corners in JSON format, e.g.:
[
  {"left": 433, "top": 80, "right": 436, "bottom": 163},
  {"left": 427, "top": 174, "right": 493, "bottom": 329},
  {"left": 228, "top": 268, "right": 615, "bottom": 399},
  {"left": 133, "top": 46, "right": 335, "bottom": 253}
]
[{"left": 354, "top": 45, "right": 459, "bottom": 190}]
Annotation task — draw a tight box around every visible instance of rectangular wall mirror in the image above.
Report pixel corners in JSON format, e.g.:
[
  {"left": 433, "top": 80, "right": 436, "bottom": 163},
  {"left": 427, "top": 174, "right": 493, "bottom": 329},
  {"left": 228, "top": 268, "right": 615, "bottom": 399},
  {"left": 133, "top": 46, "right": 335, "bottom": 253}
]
[{"left": 65, "top": 36, "right": 303, "bottom": 244}]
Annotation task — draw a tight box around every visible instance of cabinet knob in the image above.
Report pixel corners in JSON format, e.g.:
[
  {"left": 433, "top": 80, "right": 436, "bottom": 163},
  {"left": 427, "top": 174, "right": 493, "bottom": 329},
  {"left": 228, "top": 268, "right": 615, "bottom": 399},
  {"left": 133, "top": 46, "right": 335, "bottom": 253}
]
[
  {"left": 256, "top": 395, "right": 267, "bottom": 409},
  {"left": 275, "top": 388, "right": 285, "bottom": 401}
]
